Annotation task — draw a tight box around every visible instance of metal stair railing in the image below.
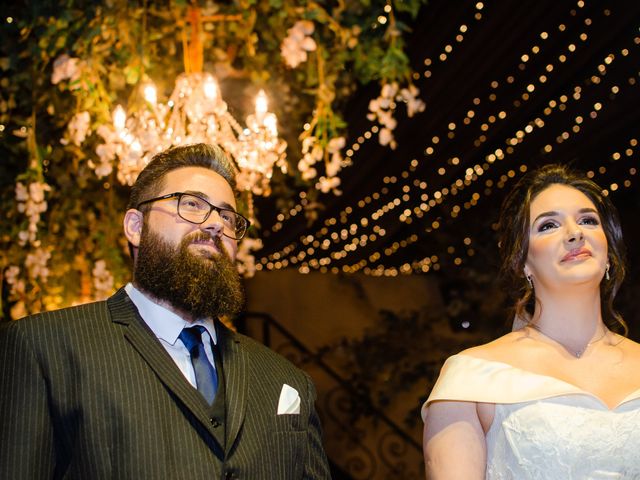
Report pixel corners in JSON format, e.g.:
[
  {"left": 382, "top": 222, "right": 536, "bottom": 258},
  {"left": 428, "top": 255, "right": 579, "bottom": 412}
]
[{"left": 237, "top": 311, "right": 424, "bottom": 480}]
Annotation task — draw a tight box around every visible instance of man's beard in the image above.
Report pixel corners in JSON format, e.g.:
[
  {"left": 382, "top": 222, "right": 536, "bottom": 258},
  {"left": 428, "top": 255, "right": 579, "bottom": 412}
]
[{"left": 133, "top": 226, "right": 244, "bottom": 320}]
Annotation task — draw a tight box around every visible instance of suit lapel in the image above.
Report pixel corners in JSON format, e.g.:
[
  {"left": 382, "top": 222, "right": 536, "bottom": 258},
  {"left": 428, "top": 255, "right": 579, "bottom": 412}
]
[
  {"left": 106, "top": 289, "right": 214, "bottom": 429},
  {"left": 216, "top": 322, "right": 249, "bottom": 457}
]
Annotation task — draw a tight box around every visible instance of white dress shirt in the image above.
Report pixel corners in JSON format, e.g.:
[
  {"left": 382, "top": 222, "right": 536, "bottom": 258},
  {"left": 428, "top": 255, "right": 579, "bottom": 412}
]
[{"left": 124, "top": 283, "right": 218, "bottom": 389}]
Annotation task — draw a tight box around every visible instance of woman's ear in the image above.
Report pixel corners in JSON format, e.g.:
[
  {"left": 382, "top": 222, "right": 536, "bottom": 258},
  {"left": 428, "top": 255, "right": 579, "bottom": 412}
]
[{"left": 123, "top": 209, "right": 144, "bottom": 247}]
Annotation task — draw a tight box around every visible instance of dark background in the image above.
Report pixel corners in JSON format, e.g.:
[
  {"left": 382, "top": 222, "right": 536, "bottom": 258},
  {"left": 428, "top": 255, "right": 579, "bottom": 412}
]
[{"left": 254, "top": 0, "right": 640, "bottom": 339}]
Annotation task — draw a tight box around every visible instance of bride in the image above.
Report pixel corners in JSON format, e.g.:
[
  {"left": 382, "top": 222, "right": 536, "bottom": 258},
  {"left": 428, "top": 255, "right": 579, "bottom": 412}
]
[{"left": 422, "top": 164, "right": 640, "bottom": 479}]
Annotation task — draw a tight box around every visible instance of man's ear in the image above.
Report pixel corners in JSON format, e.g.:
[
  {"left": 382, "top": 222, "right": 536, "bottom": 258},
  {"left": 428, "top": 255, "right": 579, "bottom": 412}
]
[{"left": 123, "top": 209, "right": 144, "bottom": 248}]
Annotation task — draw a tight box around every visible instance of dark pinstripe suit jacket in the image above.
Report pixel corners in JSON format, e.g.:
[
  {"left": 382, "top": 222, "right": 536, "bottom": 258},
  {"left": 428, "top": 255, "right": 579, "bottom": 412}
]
[{"left": 0, "top": 288, "right": 330, "bottom": 479}]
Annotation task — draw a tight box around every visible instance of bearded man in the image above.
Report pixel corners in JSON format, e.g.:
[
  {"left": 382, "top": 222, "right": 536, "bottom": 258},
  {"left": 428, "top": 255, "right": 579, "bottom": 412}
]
[{"left": 0, "top": 143, "right": 330, "bottom": 479}]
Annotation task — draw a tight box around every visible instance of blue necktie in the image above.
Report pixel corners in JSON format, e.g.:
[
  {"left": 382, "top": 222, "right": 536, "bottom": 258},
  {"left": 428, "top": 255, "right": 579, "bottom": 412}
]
[{"left": 179, "top": 326, "right": 218, "bottom": 404}]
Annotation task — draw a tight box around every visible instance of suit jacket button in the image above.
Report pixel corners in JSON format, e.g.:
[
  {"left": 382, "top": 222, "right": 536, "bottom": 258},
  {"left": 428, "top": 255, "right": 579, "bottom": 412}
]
[
  {"left": 209, "top": 417, "right": 221, "bottom": 428},
  {"left": 224, "top": 470, "right": 236, "bottom": 479}
]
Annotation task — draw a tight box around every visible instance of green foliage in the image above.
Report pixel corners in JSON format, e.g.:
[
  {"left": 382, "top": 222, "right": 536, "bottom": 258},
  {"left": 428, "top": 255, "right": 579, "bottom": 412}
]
[{"left": 0, "top": 0, "right": 426, "bottom": 320}]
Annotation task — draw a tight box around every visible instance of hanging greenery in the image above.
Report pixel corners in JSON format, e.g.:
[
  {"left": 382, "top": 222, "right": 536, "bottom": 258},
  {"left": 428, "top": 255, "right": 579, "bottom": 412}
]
[{"left": 0, "top": 0, "right": 426, "bottom": 320}]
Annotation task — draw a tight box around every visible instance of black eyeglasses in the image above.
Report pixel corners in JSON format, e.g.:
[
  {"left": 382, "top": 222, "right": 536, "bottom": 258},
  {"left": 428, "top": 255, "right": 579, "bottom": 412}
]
[{"left": 136, "top": 192, "right": 250, "bottom": 240}]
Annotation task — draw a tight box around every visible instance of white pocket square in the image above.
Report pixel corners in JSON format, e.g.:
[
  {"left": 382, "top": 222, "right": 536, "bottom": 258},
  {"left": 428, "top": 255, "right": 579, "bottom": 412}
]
[{"left": 277, "top": 384, "right": 301, "bottom": 415}]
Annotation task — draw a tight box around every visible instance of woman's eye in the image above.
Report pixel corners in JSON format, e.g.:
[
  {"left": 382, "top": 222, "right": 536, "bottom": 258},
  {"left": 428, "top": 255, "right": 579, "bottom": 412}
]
[
  {"left": 579, "top": 216, "right": 600, "bottom": 226},
  {"left": 537, "top": 221, "right": 557, "bottom": 232}
]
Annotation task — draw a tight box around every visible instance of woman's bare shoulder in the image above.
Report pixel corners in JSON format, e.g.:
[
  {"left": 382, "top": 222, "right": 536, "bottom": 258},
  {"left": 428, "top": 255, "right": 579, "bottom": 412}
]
[
  {"left": 619, "top": 335, "right": 640, "bottom": 356},
  {"left": 459, "top": 330, "right": 532, "bottom": 364}
]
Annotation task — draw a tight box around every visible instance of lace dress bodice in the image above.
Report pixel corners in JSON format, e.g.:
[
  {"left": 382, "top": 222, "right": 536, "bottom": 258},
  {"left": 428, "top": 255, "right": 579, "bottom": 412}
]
[{"left": 423, "top": 355, "right": 640, "bottom": 479}]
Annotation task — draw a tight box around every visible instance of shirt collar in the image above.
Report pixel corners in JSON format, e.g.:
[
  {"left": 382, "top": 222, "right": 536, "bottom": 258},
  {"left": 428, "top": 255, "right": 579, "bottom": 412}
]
[{"left": 125, "top": 283, "right": 218, "bottom": 346}]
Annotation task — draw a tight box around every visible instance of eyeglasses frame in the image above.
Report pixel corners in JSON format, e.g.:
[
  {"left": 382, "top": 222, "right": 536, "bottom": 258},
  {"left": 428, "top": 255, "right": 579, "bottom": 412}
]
[{"left": 136, "top": 192, "right": 250, "bottom": 240}]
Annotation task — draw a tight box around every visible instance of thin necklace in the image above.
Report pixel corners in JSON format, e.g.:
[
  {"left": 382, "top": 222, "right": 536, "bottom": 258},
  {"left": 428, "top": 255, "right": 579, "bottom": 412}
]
[{"left": 528, "top": 323, "right": 608, "bottom": 358}]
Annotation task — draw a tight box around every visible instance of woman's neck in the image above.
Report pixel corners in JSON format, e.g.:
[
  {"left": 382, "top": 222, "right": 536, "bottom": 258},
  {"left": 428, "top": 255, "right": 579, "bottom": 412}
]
[{"left": 531, "top": 284, "right": 604, "bottom": 343}]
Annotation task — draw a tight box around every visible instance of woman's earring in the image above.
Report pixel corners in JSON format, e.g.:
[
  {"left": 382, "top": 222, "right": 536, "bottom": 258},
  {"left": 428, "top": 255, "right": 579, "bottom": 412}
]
[
  {"left": 526, "top": 275, "right": 533, "bottom": 289},
  {"left": 605, "top": 264, "right": 610, "bottom": 281}
]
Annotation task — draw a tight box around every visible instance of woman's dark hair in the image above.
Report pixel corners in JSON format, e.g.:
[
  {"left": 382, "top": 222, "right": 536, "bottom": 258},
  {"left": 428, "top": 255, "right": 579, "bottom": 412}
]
[{"left": 498, "top": 163, "right": 627, "bottom": 334}]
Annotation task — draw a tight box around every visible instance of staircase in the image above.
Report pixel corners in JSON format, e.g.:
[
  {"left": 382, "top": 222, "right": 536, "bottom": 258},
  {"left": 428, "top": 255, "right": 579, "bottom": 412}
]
[{"left": 238, "top": 312, "right": 425, "bottom": 480}]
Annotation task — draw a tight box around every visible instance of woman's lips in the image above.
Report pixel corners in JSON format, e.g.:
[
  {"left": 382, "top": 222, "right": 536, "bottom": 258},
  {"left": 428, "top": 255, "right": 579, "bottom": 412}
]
[{"left": 561, "top": 248, "right": 591, "bottom": 262}]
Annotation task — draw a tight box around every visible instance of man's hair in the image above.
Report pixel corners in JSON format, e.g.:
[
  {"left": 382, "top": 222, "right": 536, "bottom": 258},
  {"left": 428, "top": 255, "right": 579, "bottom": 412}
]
[{"left": 127, "top": 143, "right": 238, "bottom": 211}]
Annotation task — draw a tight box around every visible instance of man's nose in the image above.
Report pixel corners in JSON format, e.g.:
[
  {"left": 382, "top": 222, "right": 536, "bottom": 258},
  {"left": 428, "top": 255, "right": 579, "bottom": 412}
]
[{"left": 200, "top": 210, "right": 225, "bottom": 237}]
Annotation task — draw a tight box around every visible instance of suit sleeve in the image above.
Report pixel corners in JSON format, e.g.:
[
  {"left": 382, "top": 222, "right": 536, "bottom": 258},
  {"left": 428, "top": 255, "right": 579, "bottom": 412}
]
[
  {"left": 302, "top": 373, "right": 332, "bottom": 479},
  {"left": 0, "top": 322, "right": 56, "bottom": 479}
]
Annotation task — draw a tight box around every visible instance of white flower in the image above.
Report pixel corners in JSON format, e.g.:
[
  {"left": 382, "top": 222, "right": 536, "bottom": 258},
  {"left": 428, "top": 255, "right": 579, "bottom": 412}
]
[
  {"left": 379, "top": 127, "right": 397, "bottom": 149},
  {"left": 51, "top": 54, "right": 81, "bottom": 85},
  {"left": 15, "top": 182, "right": 28, "bottom": 202},
  {"left": 377, "top": 110, "right": 397, "bottom": 130},
  {"left": 381, "top": 82, "right": 398, "bottom": 99},
  {"left": 5, "top": 265, "right": 26, "bottom": 299},
  {"left": 15, "top": 180, "right": 51, "bottom": 245},
  {"left": 236, "top": 237, "right": 263, "bottom": 278},
  {"left": 301, "top": 135, "right": 317, "bottom": 154},
  {"left": 94, "top": 160, "right": 113, "bottom": 178},
  {"left": 301, "top": 166, "right": 317, "bottom": 180},
  {"left": 63, "top": 111, "right": 91, "bottom": 146},
  {"left": 316, "top": 175, "right": 341, "bottom": 194},
  {"left": 368, "top": 81, "right": 422, "bottom": 149},
  {"left": 5, "top": 265, "right": 20, "bottom": 282},
  {"left": 281, "top": 20, "right": 317, "bottom": 68},
  {"left": 399, "top": 84, "right": 426, "bottom": 117},
  {"left": 28, "top": 181, "right": 50, "bottom": 204},
  {"left": 25, "top": 248, "right": 51, "bottom": 282},
  {"left": 326, "top": 153, "right": 343, "bottom": 177},
  {"left": 92, "top": 259, "right": 115, "bottom": 300},
  {"left": 327, "top": 136, "right": 346, "bottom": 153},
  {"left": 17, "top": 230, "right": 29, "bottom": 246}
]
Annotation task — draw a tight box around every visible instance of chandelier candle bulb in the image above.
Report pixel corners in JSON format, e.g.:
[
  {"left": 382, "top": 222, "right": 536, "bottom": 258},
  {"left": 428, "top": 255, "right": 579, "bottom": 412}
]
[
  {"left": 143, "top": 83, "right": 157, "bottom": 104},
  {"left": 203, "top": 76, "right": 218, "bottom": 100},
  {"left": 97, "top": 72, "right": 286, "bottom": 193},
  {"left": 112, "top": 105, "right": 126, "bottom": 131},
  {"left": 255, "top": 90, "right": 268, "bottom": 118}
]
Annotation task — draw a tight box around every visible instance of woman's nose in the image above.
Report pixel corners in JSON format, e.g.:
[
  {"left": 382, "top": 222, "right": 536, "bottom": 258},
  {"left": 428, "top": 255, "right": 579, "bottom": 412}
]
[{"left": 565, "top": 224, "right": 584, "bottom": 243}]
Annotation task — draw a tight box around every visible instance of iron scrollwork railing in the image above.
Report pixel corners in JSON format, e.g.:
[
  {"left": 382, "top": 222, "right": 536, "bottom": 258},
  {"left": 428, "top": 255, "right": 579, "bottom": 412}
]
[{"left": 237, "top": 311, "right": 424, "bottom": 480}]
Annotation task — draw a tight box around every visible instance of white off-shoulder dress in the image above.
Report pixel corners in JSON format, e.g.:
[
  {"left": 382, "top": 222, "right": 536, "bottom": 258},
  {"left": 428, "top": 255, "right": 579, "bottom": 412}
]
[{"left": 423, "top": 354, "right": 640, "bottom": 479}]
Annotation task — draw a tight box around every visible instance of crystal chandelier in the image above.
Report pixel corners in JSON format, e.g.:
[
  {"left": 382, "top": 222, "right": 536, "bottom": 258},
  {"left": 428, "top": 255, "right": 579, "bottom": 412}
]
[{"left": 95, "top": 7, "right": 287, "bottom": 196}]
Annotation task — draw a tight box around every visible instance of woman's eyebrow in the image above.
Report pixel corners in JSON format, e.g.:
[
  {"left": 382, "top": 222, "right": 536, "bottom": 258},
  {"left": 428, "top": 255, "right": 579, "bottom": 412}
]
[
  {"left": 533, "top": 207, "right": 598, "bottom": 224},
  {"left": 532, "top": 210, "right": 558, "bottom": 224}
]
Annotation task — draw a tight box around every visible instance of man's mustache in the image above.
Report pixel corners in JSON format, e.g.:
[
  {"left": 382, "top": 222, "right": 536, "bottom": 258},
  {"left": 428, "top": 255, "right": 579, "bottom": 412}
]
[{"left": 180, "top": 232, "right": 228, "bottom": 259}]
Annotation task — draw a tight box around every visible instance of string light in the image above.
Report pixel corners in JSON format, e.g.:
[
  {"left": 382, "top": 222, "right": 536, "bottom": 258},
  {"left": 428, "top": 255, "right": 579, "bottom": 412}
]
[{"left": 256, "top": 1, "right": 639, "bottom": 275}]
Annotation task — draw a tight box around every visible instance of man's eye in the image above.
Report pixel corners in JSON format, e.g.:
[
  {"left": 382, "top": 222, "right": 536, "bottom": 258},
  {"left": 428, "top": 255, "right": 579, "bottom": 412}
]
[
  {"left": 182, "top": 198, "right": 206, "bottom": 209},
  {"left": 221, "top": 211, "right": 236, "bottom": 224}
]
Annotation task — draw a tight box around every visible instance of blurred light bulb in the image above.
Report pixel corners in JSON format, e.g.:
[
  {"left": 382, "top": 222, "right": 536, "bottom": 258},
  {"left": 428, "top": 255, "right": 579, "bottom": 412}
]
[
  {"left": 113, "top": 105, "right": 126, "bottom": 130},
  {"left": 143, "top": 83, "right": 157, "bottom": 104},
  {"left": 203, "top": 76, "right": 218, "bottom": 100},
  {"left": 264, "top": 114, "right": 277, "bottom": 133},
  {"left": 255, "top": 90, "right": 268, "bottom": 115}
]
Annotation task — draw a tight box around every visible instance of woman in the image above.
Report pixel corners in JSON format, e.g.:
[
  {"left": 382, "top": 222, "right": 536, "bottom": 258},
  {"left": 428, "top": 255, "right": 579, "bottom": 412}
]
[{"left": 422, "top": 164, "right": 640, "bottom": 479}]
